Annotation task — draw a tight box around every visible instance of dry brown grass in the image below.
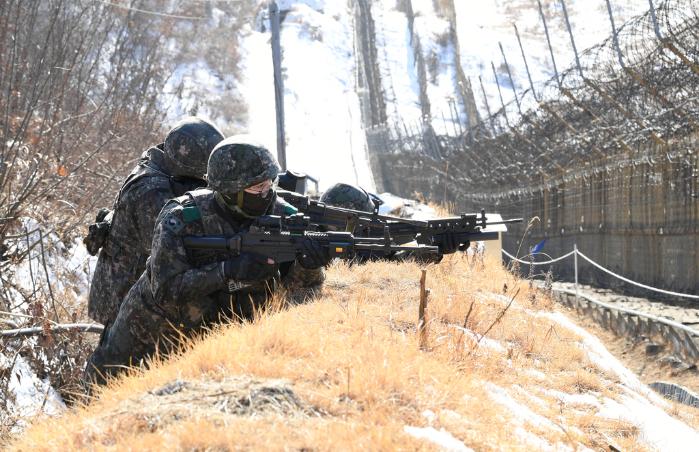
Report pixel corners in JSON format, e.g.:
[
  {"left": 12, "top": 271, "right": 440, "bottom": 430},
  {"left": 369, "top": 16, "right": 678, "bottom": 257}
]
[{"left": 11, "top": 255, "right": 657, "bottom": 450}]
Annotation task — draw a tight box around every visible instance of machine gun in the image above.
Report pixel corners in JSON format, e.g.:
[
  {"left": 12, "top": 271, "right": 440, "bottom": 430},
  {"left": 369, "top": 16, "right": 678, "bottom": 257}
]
[
  {"left": 182, "top": 214, "right": 440, "bottom": 264},
  {"left": 276, "top": 190, "right": 522, "bottom": 250}
]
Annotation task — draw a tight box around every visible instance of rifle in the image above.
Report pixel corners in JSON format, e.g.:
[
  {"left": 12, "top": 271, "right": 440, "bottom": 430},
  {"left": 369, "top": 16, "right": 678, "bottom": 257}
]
[
  {"left": 182, "top": 214, "right": 440, "bottom": 264},
  {"left": 276, "top": 190, "right": 522, "bottom": 249}
]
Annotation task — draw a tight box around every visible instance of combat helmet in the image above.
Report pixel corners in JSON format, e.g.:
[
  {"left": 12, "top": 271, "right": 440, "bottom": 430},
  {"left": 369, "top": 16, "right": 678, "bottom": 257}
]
[
  {"left": 163, "top": 116, "right": 224, "bottom": 178},
  {"left": 320, "top": 183, "right": 375, "bottom": 212},
  {"left": 207, "top": 135, "right": 280, "bottom": 218}
]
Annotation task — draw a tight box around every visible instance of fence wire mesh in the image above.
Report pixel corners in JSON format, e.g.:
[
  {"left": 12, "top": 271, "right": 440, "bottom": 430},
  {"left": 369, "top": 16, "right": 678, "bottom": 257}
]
[{"left": 367, "top": 0, "right": 699, "bottom": 294}]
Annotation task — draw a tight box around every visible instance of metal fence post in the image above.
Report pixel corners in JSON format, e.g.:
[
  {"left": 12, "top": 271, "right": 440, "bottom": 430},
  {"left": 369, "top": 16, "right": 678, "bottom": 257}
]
[
  {"left": 269, "top": 1, "right": 287, "bottom": 170},
  {"left": 574, "top": 243, "right": 579, "bottom": 302}
]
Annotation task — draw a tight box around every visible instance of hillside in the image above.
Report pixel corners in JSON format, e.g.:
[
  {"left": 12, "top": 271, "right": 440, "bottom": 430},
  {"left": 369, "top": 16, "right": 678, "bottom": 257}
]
[
  {"left": 11, "top": 256, "right": 699, "bottom": 451},
  {"left": 2, "top": 1, "right": 698, "bottom": 449},
  {"left": 190, "top": 0, "right": 652, "bottom": 189}
]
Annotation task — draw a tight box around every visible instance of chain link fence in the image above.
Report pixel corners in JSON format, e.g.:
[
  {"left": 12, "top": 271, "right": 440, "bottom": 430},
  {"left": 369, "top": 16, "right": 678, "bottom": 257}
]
[{"left": 366, "top": 0, "right": 699, "bottom": 294}]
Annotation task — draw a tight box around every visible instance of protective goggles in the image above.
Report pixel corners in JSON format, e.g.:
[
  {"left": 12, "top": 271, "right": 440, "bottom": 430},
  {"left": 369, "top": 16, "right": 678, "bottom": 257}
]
[
  {"left": 219, "top": 179, "right": 276, "bottom": 210},
  {"left": 243, "top": 179, "right": 273, "bottom": 197}
]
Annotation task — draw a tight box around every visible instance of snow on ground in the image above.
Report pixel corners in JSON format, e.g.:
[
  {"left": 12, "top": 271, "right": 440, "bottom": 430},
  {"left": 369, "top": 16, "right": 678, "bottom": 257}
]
[
  {"left": 238, "top": 1, "right": 375, "bottom": 191},
  {"left": 600, "top": 389, "right": 699, "bottom": 451},
  {"left": 411, "top": 0, "right": 465, "bottom": 135},
  {"left": 372, "top": 0, "right": 422, "bottom": 127},
  {"left": 162, "top": 60, "right": 235, "bottom": 126},
  {"left": 7, "top": 218, "right": 94, "bottom": 310},
  {"left": 403, "top": 425, "right": 474, "bottom": 452},
  {"left": 237, "top": 23, "right": 277, "bottom": 149},
  {"left": 371, "top": 0, "right": 466, "bottom": 134},
  {"left": 1, "top": 218, "right": 95, "bottom": 431},
  {"left": 0, "top": 354, "right": 66, "bottom": 432},
  {"left": 447, "top": 292, "right": 699, "bottom": 451},
  {"left": 453, "top": 0, "right": 652, "bottom": 117},
  {"left": 402, "top": 291, "right": 699, "bottom": 449},
  {"left": 542, "top": 311, "right": 662, "bottom": 401}
]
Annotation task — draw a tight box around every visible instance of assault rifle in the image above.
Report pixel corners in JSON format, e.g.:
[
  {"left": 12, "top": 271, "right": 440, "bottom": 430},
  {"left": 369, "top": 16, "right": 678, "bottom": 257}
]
[
  {"left": 182, "top": 213, "right": 440, "bottom": 263},
  {"left": 276, "top": 190, "right": 522, "bottom": 249}
]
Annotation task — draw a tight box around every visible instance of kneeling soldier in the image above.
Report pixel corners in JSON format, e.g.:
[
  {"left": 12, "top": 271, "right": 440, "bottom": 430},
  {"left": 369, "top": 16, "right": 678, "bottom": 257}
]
[{"left": 84, "top": 136, "right": 327, "bottom": 385}]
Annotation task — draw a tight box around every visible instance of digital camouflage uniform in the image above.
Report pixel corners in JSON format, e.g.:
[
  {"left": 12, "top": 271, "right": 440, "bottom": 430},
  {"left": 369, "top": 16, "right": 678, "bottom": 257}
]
[
  {"left": 319, "top": 182, "right": 375, "bottom": 212},
  {"left": 85, "top": 138, "right": 324, "bottom": 385},
  {"left": 320, "top": 182, "right": 446, "bottom": 264},
  {"left": 86, "top": 117, "right": 224, "bottom": 325},
  {"left": 86, "top": 147, "right": 205, "bottom": 325}
]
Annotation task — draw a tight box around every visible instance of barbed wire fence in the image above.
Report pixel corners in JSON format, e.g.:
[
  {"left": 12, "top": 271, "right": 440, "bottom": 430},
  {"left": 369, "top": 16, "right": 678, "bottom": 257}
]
[{"left": 366, "top": 0, "right": 699, "bottom": 295}]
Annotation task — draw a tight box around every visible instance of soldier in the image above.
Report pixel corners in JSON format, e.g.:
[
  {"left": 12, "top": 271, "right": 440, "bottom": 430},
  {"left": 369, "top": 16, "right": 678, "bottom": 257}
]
[
  {"left": 84, "top": 136, "right": 328, "bottom": 385},
  {"left": 319, "top": 182, "right": 461, "bottom": 262},
  {"left": 319, "top": 182, "right": 376, "bottom": 212},
  {"left": 84, "top": 117, "right": 224, "bottom": 326}
]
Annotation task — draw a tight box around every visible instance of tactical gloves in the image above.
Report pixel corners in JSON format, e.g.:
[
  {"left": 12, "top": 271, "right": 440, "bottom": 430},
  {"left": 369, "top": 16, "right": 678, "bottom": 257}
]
[
  {"left": 298, "top": 237, "right": 330, "bottom": 269},
  {"left": 83, "top": 208, "right": 112, "bottom": 256},
  {"left": 223, "top": 252, "right": 277, "bottom": 282}
]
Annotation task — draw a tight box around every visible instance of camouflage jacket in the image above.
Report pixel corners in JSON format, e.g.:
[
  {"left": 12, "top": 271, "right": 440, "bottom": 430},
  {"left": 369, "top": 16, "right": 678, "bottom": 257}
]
[
  {"left": 147, "top": 188, "right": 324, "bottom": 324},
  {"left": 87, "top": 146, "right": 204, "bottom": 324},
  {"left": 84, "top": 188, "right": 325, "bottom": 384}
]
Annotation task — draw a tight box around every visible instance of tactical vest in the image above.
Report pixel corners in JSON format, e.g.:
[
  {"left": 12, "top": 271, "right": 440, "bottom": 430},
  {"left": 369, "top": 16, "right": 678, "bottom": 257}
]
[
  {"left": 171, "top": 189, "right": 275, "bottom": 296},
  {"left": 169, "top": 189, "right": 240, "bottom": 270},
  {"left": 101, "top": 159, "right": 204, "bottom": 258}
]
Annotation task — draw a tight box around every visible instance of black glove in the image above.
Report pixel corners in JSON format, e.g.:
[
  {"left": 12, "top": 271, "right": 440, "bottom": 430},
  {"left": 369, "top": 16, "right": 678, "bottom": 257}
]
[
  {"left": 83, "top": 210, "right": 113, "bottom": 256},
  {"left": 298, "top": 237, "right": 330, "bottom": 269},
  {"left": 223, "top": 253, "right": 277, "bottom": 282},
  {"left": 438, "top": 232, "right": 469, "bottom": 255},
  {"left": 95, "top": 207, "right": 111, "bottom": 223}
]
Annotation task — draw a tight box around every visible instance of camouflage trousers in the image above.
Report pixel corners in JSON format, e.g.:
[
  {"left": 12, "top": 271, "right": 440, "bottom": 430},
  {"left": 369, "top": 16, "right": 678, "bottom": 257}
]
[{"left": 83, "top": 265, "right": 323, "bottom": 386}]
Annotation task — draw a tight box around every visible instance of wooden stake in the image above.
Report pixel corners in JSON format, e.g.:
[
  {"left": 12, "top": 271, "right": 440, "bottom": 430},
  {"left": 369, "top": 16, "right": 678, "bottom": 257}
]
[{"left": 418, "top": 269, "right": 429, "bottom": 350}]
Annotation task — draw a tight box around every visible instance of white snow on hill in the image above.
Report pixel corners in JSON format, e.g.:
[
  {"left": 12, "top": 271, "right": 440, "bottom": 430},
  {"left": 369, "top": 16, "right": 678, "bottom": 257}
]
[
  {"left": 238, "top": 0, "right": 375, "bottom": 191},
  {"left": 233, "top": 0, "right": 654, "bottom": 186},
  {"left": 156, "top": 1, "right": 656, "bottom": 189},
  {"left": 453, "top": 0, "right": 651, "bottom": 115}
]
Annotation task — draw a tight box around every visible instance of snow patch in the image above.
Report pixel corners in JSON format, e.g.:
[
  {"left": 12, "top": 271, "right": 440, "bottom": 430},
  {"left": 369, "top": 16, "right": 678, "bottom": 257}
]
[
  {"left": 486, "top": 382, "right": 558, "bottom": 432},
  {"left": 239, "top": 2, "right": 375, "bottom": 191},
  {"left": 162, "top": 61, "right": 234, "bottom": 125},
  {"left": 403, "top": 425, "right": 473, "bottom": 452},
  {"left": 1, "top": 218, "right": 93, "bottom": 432},
  {"left": 542, "top": 311, "right": 664, "bottom": 404},
  {"left": 0, "top": 354, "right": 65, "bottom": 432},
  {"left": 599, "top": 393, "right": 699, "bottom": 451},
  {"left": 372, "top": 0, "right": 422, "bottom": 126},
  {"left": 544, "top": 389, "right": 601, "bottom": 409},
  {"left": 453, "top": 0, "right": 652, "bottom": 122}
]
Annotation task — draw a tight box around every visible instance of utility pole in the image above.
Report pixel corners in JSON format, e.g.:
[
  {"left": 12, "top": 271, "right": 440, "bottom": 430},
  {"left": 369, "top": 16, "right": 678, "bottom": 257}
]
[{"left": 269, "top": 1, "right": 286, "bottom": 170}]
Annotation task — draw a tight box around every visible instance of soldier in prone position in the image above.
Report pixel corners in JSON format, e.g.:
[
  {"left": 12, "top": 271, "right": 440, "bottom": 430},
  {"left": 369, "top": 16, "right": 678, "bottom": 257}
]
[
  {"left": 319, "top": 182, "right": 462, "bottom": 263},
  {"left": 84, "top": 136, "right": 327, "bottom": 385},
  {"left": 85, "top": 117, "right": 224, "bottom": 326}
]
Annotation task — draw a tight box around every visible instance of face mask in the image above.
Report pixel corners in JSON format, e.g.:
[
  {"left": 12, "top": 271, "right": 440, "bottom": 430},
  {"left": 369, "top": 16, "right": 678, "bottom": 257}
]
[
  {"left": 219, "top": 190, "right": 274, "bottom": 218},
  {"left": 240, "top": 190, "right": 274, "bottom": 217}
]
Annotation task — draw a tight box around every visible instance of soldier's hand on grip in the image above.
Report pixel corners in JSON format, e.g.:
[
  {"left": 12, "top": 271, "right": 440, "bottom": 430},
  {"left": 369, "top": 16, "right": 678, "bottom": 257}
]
[
  {"left": 223, "top": 252, "right": 277, "bottom": 282},
  {"left": 298, "top": 237, "right": 330, "bottom": 269}
]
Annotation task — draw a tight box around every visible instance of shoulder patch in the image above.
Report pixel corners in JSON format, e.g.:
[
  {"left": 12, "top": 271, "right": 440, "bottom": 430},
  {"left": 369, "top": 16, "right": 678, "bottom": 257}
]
[
  {"left": 182, "top": 206, "right": 202, "bottom": 223},
  {"left": 164, "top": 215, "right": 185, "bottom": 234}
]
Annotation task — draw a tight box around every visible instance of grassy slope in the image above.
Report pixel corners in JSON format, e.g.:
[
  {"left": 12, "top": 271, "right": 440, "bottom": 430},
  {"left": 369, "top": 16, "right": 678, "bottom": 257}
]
[{"left": 11, "top": 255, "right": 696, "bottom": 450}]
